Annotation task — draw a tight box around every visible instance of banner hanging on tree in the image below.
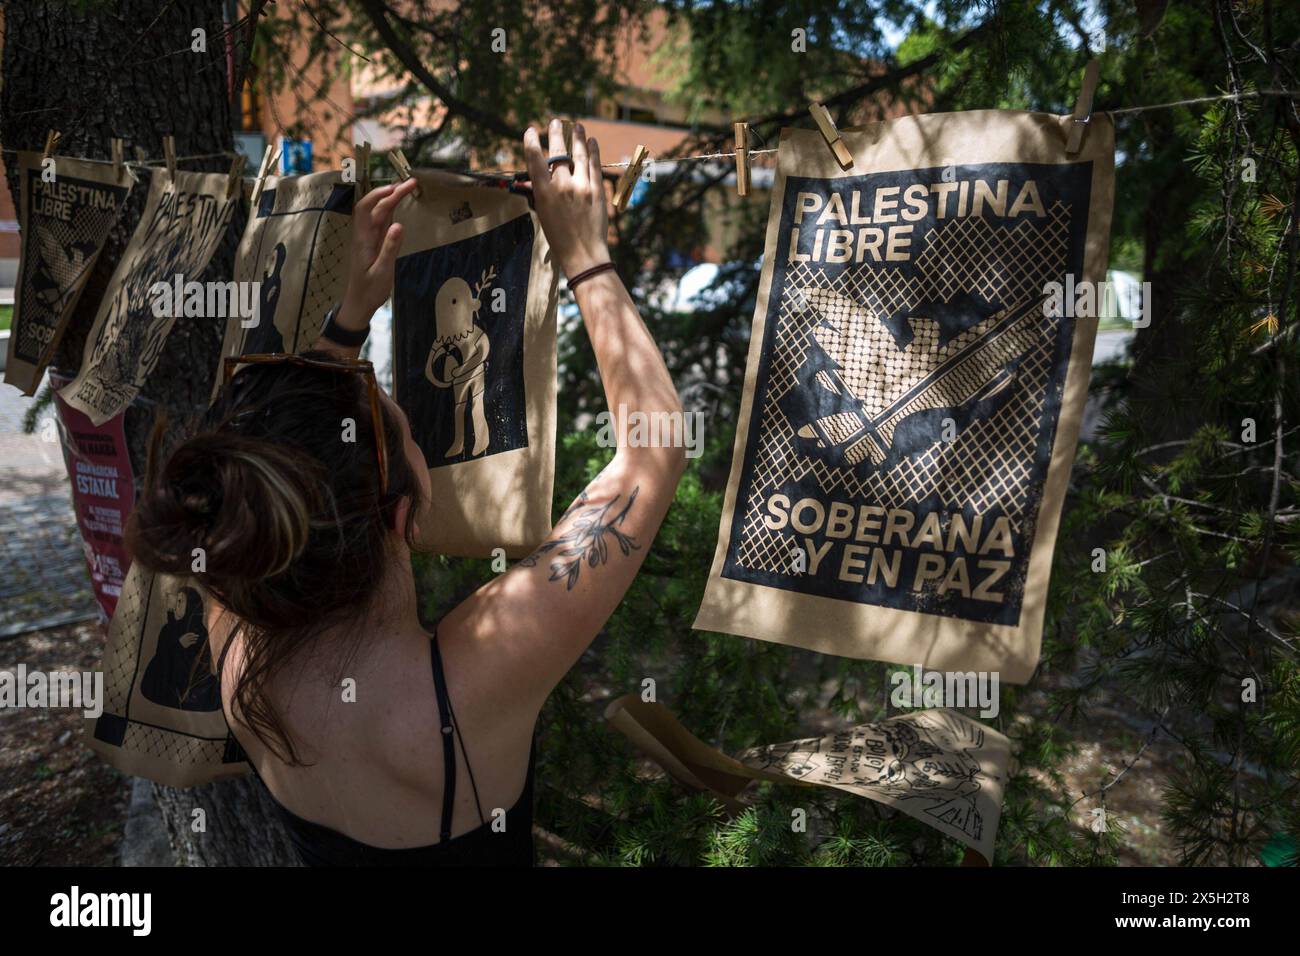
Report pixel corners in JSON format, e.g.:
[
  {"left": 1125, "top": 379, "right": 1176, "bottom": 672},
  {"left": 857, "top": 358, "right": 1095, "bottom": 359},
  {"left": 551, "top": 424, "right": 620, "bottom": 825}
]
[
  {"left": 605, "top": 695, "right": 1010, "bottom": 863},
  {"left": 215, "top": 170, "right": 354, "bottom": 378},
  {"left": 50, "top": 371, "right": 136, "bottom": 621},
  {"left": 695, "top": 110, "right": 1115, "bottom": 682},
  {"left": 391, "top": 170, "right": 559, "bottom": 558},
  {"left": 85, "top": 562, "right": 247, "bottom": 788},
  {"left": 4, "top": 152, "right": 134, "bottom": 394},
  {"left": 59, "top": 169, "right": 238, "bottom": 425}
]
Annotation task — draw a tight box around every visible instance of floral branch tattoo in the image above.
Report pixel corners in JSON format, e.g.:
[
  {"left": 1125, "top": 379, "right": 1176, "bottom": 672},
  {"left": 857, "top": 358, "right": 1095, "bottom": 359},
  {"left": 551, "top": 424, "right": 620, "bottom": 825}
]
[{"left": 519, "top": 486, "right": 642, "bottom": 590}]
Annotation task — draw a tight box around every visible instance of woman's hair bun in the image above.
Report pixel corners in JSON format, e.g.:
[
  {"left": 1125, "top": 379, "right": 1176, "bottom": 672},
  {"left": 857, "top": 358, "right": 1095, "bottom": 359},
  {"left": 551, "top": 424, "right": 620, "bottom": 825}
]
[{"left": 127, "top": 430, "right": 323, "bottom": 585}]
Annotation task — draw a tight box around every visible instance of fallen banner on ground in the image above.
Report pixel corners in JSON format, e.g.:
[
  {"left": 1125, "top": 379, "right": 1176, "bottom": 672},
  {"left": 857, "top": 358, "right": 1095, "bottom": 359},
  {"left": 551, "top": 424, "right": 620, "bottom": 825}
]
[{"left": 605, "top": 694, "right": 1010, "bottom": 863}]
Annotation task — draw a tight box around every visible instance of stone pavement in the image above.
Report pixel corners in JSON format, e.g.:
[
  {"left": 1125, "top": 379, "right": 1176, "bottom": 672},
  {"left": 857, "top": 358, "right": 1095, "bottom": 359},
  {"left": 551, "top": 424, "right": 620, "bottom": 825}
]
[{"left": 0, "top": 378, "right": 98, "bottom": 638}]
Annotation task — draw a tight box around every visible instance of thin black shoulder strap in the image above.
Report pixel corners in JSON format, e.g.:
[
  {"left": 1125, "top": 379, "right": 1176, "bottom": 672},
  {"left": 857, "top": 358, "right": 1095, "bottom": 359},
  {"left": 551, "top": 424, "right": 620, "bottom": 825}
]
[
  {"left": 430, "top": 632, "right": 487, "bottom": 841},
  {"left": 429, "top": 635, "right": 458, "bottom": 842}
]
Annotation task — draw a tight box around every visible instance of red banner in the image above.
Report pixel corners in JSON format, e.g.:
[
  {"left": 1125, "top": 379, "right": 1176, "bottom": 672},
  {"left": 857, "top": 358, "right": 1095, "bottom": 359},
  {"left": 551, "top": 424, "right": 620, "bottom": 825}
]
[{"left": 50, "top": 372, "right": 136, "bottom": 620}]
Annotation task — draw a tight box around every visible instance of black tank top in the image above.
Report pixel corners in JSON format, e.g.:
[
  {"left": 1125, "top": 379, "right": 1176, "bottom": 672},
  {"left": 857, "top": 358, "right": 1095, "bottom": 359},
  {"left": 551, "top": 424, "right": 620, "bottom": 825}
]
[{"left": 256, "top": 633, "right": 535, "bottom": 867}]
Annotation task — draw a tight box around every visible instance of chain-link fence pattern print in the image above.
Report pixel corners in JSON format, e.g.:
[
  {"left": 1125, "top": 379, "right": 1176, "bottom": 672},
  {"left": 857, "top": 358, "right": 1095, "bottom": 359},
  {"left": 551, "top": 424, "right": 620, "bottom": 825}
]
[{"left": 733, "top": 201, "right": 1072, "bottom": 577}]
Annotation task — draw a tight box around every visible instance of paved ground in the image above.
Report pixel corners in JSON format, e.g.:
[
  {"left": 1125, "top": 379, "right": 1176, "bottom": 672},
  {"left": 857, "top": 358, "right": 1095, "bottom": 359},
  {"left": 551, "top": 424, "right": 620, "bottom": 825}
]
[{"left": 0, "top": 378, "right": 98, "bottom": 638}]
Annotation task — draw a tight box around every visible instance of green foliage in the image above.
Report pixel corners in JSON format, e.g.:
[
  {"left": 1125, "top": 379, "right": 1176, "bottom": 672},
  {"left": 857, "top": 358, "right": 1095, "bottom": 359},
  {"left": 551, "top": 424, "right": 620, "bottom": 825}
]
[{"left": 384, "top": 1, "right": 1300, "bottom": 865}]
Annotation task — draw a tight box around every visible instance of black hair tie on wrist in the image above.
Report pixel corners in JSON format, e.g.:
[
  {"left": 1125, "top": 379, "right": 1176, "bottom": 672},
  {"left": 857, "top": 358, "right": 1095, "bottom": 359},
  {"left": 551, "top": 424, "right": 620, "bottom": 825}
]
[
  {"left": 567, "top": 262, "right": 617, "bottom": 290},
  {"left": 320, "top": 303, "right": 369, "bottom": 348}
]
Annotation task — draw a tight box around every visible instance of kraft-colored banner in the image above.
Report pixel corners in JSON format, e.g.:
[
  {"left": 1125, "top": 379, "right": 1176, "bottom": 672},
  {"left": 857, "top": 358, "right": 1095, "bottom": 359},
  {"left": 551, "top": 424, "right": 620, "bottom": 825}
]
[
  {"left": 215, "top": 169, "right": 354, "bottom": 380},
  {"left": 695, "top": 110, "right": 1116, "bottom": 682},
  {"left": 391, "top": 170, "right": 559, "bottom": 558},
  {"left": 60, "top": 169, "right": 237, "bottom": 425},
  {"left": 85, "top": 562, "right": 247, "bottom": 788},
  {"left": 605, "top": 694, "right": 1010, "bottom": 863},
  {"left": 5, "top": 152, "right": 134, "bottom": 394}
]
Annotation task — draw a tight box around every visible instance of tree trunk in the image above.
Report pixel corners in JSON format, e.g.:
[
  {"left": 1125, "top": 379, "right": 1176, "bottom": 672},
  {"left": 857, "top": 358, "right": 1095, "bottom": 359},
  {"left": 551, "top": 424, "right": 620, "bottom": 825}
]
[
  {"left": 152, "top": 777, "right": 301, "bottom": 866},
  {"left": 3, "top": 0, "right": 295, "bottom": 865}
]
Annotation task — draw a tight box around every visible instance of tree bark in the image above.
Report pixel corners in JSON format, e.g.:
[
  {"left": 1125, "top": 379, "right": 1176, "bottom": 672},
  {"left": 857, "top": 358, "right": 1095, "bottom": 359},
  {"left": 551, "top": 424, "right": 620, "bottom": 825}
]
[
  {"left": 152, "top": 777, "right": 300, "bottom": 866},
  {"left": 3, "top": 0, "right": 294, "bottom": 866}
]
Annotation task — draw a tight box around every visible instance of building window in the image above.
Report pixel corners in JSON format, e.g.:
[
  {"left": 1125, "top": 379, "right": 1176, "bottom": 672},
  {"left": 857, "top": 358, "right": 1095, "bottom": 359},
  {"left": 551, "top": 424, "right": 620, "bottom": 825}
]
[{"left": 618, "top": 103, "right": 657, "bottom": 125}]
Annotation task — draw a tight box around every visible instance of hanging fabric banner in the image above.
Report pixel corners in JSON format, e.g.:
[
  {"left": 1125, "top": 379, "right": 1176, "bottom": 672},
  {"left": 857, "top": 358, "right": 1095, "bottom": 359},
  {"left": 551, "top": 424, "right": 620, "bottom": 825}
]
[
  {"left": 85, "top": 563, "right": 246, "bottom": 787},
  {"left": 391, "top": 170, "right": 559, "bottom": 558},
  {"left": 605, "top": 695, "right": 1010, "bottom": 863},
  {"left": 59, "top": 169, "right": 237, "bottom": 425},
  {"left": 215, "top": 169, "right": 354, "bottom": 377},
  {"left": 5, "top": 152, "right": 135, "bottom": 394},
  {"left": 49, "top": 371, "right": 136, "bottom": 621},
  {"left": 695, "top": 110, "right": 1116, "bottom": 682}
]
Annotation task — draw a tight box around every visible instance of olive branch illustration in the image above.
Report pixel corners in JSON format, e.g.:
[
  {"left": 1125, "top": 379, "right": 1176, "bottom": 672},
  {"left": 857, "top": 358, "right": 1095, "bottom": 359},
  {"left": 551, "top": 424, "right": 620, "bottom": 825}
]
[
  {"left": 519, "top": 487, "right": 641, "bottom": 590},
  {"left": 474, "top": 264, "right": 498, "bottom": 302}
]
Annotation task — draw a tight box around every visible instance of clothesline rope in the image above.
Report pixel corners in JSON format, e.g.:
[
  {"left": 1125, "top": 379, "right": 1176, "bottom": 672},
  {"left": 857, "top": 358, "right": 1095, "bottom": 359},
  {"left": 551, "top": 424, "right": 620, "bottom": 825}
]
[{"left": 0, "top": 89, "right": 1294, "bottom": 177}]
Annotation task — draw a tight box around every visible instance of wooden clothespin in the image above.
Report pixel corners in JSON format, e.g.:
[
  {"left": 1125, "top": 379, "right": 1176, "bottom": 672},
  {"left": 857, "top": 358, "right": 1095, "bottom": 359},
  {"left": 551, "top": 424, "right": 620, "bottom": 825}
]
[
  {"left": 809, "top": 103, "right": 853, "bottom": 170},
  {"left": 41, "top": 130, "right": 62, "bottom": 163},
  {"left": 250, "top": 143, "right": 276, "bottom": 205},
  {"left": 733, "top": 122, "right": 751, "bottom": 197},
  {"left": 355, "top": 141, "right": 371, "bottom": 196},
  {"left": 560, "top": 119, "right": 575, "bottom": 155},
  {"left": 613, "top": 144, "right": 648, "bottom": 212},
  {"left": 225, "top": 153, "right": 246, "bottom": 200},
  {"left": 1066, "top": 59, "right": 1100, "bottom": 155},
  {"left": 110, "top": 138, "right": 125, "bottom": 181},
  {"left": 390, "top": 147, "right": 412, "bottom": 181},
  {"left": 390, "top": 147, "right": 419, "bottom": 195},
  {"left": 162, "top": 135, "right": 177, "bottom": 178}
]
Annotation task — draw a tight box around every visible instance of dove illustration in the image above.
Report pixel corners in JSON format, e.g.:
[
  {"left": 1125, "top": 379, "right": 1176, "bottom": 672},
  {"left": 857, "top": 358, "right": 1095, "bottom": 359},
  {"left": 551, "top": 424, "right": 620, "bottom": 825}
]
[
  {"left": 33, "top": 232, "right": 100, "bottom": 311},
  {"left": 781, "top": 287, "right": 1043, "bottom": 468}
]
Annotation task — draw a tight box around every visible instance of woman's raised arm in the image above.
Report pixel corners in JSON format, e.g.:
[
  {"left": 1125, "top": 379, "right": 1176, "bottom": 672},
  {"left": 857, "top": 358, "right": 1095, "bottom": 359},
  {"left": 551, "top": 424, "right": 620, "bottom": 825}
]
[
  {"left": 311, "top": 177, "right": 419, "bottom": 359},
  {"left": 441, "top": 120, "right": 686, "bottom": 714}
]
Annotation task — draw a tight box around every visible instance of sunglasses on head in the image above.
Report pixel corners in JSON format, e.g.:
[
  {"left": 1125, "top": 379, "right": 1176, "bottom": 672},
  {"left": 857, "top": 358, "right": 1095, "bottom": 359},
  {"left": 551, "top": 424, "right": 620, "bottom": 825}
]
[{"left": 222, "top": 352, "right": 389, "bottom": 494}]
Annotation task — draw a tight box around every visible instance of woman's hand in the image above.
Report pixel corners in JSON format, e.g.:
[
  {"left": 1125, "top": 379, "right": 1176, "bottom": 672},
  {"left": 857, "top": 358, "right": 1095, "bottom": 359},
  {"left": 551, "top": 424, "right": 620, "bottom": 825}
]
[
  {"left": 523, "top": 119, "right": 611, "bottom": 279},
  {"left": 335, "top": 177, "right": 420, "bottom": 332}
]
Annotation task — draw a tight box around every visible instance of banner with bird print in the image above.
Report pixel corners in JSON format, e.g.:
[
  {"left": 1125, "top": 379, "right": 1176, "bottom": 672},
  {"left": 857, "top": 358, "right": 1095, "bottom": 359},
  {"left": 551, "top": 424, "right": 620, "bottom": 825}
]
[
  {"left": 5, "top": 152, "right": 135, "bottom": 394},
  {"left": 60, "top": 169, "right": 238, "bottom": 425},
  {"left": 695, "top": 110, "right": 1115, "bottom": 682},
  {"left": 214, "top": 170, "right": 355, "bottom": 381},
  {"left": 391, "top": 170, "right": 559, "bottom": 558}
]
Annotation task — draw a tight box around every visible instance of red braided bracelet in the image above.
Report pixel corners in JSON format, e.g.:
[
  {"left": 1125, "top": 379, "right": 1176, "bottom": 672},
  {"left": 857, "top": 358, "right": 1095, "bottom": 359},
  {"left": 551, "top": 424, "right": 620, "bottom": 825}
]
[{"left": 567, "top": 261, "right": 617, "bottom": 290}]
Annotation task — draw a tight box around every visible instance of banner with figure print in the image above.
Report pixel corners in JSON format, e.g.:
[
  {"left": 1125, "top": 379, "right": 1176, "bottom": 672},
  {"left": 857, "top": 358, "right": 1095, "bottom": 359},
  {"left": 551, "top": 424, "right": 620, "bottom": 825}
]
[
  {"left": 59, "top": 169, "right": 238, "bottom": 425},
  {"left": 605, "top": 694, "right": 1010, "bottom": 863},
  {"left": 85, "top": 563, "right": 247, "bottom": 788},
  {"left": 392, "top": 170, "right": 559, "bottom": 558},
  {"left": 215, "top": 170, "right": 354, "bottom": 377},
  {"left": 695, "top": 111, "right": 1115, "bottom": 682},
  {"left": 5, "top": 152, "right": 134, "bottom": 394}
]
